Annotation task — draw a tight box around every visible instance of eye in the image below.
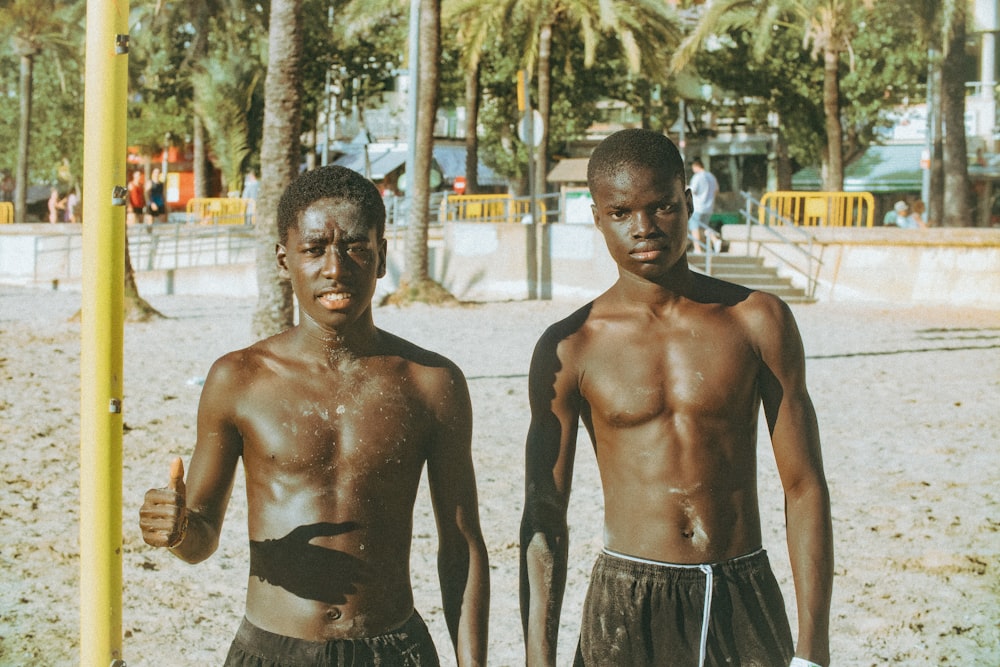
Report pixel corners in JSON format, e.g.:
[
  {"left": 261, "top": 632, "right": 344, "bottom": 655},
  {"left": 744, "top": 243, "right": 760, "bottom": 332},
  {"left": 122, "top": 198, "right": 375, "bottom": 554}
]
[
  {"left": 302, "top": 244, "right": 325, "bottom": 256},
  {"left": 609, "top": 209, "right": 630, "bottom": 221},
  {"left": 656, "top": 201, "right": 679, "bottom": 214}
]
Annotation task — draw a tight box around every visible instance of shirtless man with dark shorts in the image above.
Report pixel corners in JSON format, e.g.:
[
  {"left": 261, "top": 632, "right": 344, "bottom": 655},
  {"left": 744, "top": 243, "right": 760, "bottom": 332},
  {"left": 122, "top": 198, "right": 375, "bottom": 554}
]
[
  {"left": 140, "top": 165, "right": 489, "bottom": 666},
  {"left": 519, "top": 129, "right": 832, "bottom": 667}
]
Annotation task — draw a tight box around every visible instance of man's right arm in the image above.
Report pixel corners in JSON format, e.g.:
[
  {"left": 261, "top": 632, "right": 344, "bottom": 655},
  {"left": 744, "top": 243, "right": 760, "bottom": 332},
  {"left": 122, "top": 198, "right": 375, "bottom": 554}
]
[
  {"left": 519, "top": 330, "right": 581, "bottom": 667},
  {"left": 139, "top": 355, "right": 244, "bottom": 564}
]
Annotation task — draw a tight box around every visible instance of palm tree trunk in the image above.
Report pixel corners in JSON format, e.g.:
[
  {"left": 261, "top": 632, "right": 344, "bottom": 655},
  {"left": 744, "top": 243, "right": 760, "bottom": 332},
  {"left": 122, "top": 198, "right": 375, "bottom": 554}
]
[
  {"left": 941, "top": 10, "right": 971, "bottom": 227},
  {"left": 251, "top": 0, "right": 302, "bottom": 339},
  {"left": 822, "top": 47, "right": 844, "bottom": 192},
  {"left": 193, "top": 116, "right": 209, "bottom": 198},
  {"left": 403, "top": 0, "right": 440, "bottom": 285},
  {"left": 927, "top": 53, "right": 944, "bottom": 226},
  {"left": 464, "top": 61, "right": 480, "bottom": 194},
  {"left": 533, "top": 21, "right": 552, "bottom": 203},
  {"left": 15, "top": 53, "right": 34, "bottom": 222}
]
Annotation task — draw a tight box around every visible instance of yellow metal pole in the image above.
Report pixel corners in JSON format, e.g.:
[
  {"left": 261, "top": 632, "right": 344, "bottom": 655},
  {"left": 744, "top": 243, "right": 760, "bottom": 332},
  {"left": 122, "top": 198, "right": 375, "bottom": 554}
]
[{"left": 80, "top": 0, "right": 129, "bottom": 664}]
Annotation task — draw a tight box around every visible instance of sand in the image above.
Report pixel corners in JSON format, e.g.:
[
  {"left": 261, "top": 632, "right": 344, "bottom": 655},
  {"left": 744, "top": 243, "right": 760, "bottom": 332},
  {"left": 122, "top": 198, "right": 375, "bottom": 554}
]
[{"left": 0, "top": 285, "right": 997, "bottom": 666}]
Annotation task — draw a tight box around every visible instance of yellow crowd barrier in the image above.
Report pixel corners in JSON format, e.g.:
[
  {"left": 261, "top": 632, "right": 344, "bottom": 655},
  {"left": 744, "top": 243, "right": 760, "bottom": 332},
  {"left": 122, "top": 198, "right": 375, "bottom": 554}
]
[
  {"left": 441, "top": 194, "right": 547, "bottom": 224},
  {"left": 759, "top": 191, "right": 874, "bottom": 228},
  {"left": 186, "top": 197, "right": 253, "bottom": 225},
  {"left": 0, "top": 201, "right": 13, "bottom": 224}
]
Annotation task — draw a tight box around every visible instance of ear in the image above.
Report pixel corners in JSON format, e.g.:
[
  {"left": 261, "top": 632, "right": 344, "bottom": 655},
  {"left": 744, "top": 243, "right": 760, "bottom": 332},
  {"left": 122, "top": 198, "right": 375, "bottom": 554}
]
[
  {"left": 275, "top": 243, "right": 290, "bottom": 279},
  {"left": 685, "top": 188, "right": 694, "bottom": 217},
  {"left": 376, "top": 238, "right": 388, "bottom": 279}
]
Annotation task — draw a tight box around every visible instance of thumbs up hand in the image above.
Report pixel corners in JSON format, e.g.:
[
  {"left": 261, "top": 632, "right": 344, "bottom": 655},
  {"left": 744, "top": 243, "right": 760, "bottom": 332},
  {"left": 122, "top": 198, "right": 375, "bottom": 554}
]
[{"left": 139, "top": 457, "right": 189, "bottom": 548}]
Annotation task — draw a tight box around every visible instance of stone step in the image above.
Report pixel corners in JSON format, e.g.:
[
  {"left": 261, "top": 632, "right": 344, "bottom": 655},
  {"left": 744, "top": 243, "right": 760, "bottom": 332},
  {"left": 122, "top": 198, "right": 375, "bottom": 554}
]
[{"left": 690, "top": 252, "right": 814, "bottom": 303}]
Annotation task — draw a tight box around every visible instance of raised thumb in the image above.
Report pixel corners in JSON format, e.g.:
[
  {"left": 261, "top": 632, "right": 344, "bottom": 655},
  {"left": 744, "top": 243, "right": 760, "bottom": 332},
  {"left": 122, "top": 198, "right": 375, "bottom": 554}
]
[{"left": 168, "top": 456, "right": 186, "bottom": 497}]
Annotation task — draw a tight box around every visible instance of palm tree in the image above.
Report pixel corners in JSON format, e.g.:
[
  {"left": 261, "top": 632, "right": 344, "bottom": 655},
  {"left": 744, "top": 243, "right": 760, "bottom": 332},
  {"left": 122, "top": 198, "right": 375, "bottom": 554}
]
[
  {"left": 673, "top": 0, "right": 874, "bottom": 192},
  {"left": 191, "top": 42, "right": 263, "bottom": 195},
  {"left": 392, "top": 0, "right": 456, "bottom": 301},
  {"left": 939, "top": 0, "right": 971, "bottom": 227},
  {"left": 252, "top": 0, "right": 304, "bottom": 337},
  {"left": 447, "top": 0, "right": 679, "bottom": 199},
  {"left": 0, "top": 0, "right": 84, "bottom": 222}
]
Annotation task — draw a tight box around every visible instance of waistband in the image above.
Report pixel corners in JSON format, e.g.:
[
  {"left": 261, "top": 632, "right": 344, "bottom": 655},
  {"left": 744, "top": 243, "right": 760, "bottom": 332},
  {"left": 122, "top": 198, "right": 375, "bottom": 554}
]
[
  {"left": 599, "top": 546, "right": 766, "bottom": 578},
  {"left": 233, "top": 610, "right": 427, "bottom": 660}
]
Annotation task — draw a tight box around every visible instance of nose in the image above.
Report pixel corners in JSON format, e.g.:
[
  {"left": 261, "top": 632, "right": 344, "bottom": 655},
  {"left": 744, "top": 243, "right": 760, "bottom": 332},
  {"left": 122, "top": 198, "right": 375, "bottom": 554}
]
[
  {"left": 321, "top": 245, "right": 348, "bottom": 278},
  {"left": 631, "top": 208, "right": 658, "bottom": 238}
]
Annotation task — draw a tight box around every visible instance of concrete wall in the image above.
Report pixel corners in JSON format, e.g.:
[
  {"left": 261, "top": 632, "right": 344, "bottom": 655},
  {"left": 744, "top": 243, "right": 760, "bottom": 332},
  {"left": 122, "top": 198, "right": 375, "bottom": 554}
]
[
  {"left": 3, "top": 223, "right": 999, "bottom": 309},
  {"left": 722, "top": 226, "right": 1000, "bottom": 308}
]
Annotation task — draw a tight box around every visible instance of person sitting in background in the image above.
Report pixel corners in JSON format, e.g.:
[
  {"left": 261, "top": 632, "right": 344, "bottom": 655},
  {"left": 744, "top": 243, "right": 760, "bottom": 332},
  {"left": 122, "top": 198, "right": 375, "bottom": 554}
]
[{"left": 883, "top": 200, "right": 926, "bottom": 229}]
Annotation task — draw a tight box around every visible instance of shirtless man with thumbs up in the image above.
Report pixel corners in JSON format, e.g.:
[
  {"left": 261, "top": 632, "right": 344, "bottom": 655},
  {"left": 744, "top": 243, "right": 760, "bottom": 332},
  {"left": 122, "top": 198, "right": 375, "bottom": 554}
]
[{"left": 139, "top": 166, "right": 490, "bottom": 666}]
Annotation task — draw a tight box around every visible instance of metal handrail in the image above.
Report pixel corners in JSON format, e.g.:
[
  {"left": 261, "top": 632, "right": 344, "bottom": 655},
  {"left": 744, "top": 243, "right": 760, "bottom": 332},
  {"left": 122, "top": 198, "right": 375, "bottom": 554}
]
[
  {"left": 30, "top": 223, "right": 257, "bottom": 284},
  {"left": 739, "top": 191, "right": 825, "bottom": 299}
]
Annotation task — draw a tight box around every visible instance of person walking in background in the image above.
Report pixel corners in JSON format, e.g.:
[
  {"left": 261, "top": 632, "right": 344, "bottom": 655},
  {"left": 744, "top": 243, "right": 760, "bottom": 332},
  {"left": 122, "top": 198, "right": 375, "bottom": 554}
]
[
  {"left": 688, "top": 157, "right": 719, "bottom": 251},
  {"left": 520, "top": 129, "right": 833, "bottom": 667}
]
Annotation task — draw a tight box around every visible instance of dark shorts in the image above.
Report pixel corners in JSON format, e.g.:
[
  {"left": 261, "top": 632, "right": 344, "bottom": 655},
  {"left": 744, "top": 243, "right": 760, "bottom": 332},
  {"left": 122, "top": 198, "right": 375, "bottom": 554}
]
[
  {"left": 575, "top": 549, "right": 793, "bottom": 667},
  {"left": 223, "top": 611, "right": 440, "bottom": 667}
]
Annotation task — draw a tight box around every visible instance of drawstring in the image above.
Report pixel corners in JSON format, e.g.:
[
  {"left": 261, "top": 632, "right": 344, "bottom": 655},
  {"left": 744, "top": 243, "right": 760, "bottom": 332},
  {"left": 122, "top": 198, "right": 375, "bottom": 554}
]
[{"left": 697, "top": 564, "right": 714, "bottom": 667}]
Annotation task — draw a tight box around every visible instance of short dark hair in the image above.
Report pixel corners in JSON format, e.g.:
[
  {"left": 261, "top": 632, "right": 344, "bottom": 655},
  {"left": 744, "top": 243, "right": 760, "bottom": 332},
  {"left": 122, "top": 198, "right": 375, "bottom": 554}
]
[
  {"left": 587, "top": 129, "right": 686, "bottom": 191},
  {"left": 277, "top": 166, "right": 385, "bottom": 244}
]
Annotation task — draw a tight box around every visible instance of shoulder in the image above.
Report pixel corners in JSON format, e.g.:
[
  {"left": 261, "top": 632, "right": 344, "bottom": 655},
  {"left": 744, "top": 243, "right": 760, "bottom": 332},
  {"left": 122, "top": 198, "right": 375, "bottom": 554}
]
[
  {"left": 203, "top": 342, "right": 263, "bottom": 390},
  {"left": 376, "top": 329, "right": 468, "bottom": 399},
  {"left": 728, "top": 288, "right": 800, "bottom": 354},
  {"left": 534, "top": 301, "right": 596, "bottom": 357}
]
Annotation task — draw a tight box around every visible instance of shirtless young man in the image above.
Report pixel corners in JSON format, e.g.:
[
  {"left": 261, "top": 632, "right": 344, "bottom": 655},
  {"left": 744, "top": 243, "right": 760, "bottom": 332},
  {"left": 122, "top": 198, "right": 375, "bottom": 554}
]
[
  {"left": 519, "top": 129, "right": 833, "bottom": 667},
  {"left": 140, "top": 165, "right": 490, "bottom": 666}
]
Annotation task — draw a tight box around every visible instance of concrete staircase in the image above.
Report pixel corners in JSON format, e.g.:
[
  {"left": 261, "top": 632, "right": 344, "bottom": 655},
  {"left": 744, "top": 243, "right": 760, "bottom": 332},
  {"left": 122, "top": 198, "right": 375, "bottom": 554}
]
[{"left": 689, "top": 253, "right": 814, "bottom": 303}]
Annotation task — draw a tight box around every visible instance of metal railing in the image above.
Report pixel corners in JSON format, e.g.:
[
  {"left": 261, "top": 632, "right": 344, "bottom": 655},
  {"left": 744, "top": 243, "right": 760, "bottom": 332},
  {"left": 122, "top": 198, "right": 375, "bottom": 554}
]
[
  {"left": 759, "top": 191, "right": 875, "bottom": 227},
  {"left": 31, "top": 223, "right": 257, "bottom": 283},
  {"left": 438, "top": 192, "right": 561, "bottom": 224},
  {"left": 739, "top": 191, "right": 825, "bottom": 299},
  {"left": 184, "top": 197, "right": 256, "bottom": 226}
]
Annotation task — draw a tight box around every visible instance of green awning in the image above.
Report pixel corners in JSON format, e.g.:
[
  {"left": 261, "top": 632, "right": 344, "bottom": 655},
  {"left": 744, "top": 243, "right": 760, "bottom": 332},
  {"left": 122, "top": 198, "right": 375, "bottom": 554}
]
[{"left": 792, "top": 143, "right": 924, "bottom": 193}]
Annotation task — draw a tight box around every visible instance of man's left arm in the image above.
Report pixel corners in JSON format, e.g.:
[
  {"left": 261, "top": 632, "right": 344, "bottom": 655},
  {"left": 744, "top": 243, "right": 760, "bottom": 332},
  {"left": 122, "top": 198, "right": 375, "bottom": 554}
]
[
  {"left": 754, "top": 295, "right": 834, "bottom": 666},
  {"left": 425, "top": 364, "right": 490, "bottom": 667}
]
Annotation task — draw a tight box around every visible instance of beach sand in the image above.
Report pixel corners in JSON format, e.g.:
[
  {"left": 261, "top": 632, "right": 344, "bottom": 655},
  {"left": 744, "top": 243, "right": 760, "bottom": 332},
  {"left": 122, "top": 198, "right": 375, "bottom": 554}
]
[{"left": 0, "top": 285, "right": 997, "bottom": 665}]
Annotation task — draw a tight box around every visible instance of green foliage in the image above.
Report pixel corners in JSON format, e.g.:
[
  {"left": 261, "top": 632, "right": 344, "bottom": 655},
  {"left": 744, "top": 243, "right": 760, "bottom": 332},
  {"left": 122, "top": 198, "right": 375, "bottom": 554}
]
[
  {"left": 691, "top": 1, "right": 929, "bottom": 169},
  {"left": 0, "top": 52, "right": 85, "bottom": 184},
  {"left": 0, "top": 0, "right": 85, "bottom": 187}
]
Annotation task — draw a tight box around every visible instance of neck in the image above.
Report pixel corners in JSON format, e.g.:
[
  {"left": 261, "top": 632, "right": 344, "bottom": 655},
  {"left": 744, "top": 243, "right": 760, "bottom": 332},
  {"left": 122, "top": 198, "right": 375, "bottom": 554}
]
[
  {"left": 615, "top": 258, "right": 694, "bottom": 304},
  {"left": 294, "top": 314, "right": 380, "bottom": 362}
]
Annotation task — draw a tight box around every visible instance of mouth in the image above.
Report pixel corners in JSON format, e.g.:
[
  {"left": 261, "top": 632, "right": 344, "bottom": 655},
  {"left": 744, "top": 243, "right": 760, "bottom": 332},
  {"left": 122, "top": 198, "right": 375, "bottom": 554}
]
[
  {"left": 317, "top": 291, "right": 352, "bottom": 310},
  {"left": 629, "top": 244, "right": 666, "bottom": 261}
]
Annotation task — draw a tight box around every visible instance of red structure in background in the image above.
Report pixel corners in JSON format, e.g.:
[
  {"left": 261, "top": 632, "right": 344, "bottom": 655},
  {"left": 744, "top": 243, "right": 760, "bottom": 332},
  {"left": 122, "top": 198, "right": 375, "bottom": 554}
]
[{"left": 126, "top": 144, "right": 221, "bottom": 214}]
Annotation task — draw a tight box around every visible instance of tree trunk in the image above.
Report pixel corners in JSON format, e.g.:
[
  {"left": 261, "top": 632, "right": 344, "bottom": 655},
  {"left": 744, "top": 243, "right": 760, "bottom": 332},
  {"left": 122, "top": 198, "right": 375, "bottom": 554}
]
[
  {"left": 774, "top": 126, "right": 793, "bottom": 191},
  {"left": 821, "top": 47, "right": 844, "bottom": 192},
  {"left": 533, "top": 21, "right": 552, "bottom": 202},
  {"left": 251, "top": 0, "right": 303, "bottom": 339},
  {"left": 927, "top": 53, "right": 944, "bottom": 226},
  {"left": 402, "top": 0, "right": 440, "bottom": 286},
  {"left": 464, "top": 61, "right": 480, "bottom": 194},
  {"left": 941, "top": 11, "right": 971, "bottom": 227},
  {"left": 123, "top": 234, "right": 164, "bottom": 321},
  {"left": 15, "top": 53, "right": 33, "bottom": 222},
  {"left": 193, "top": 116, "right": 209, "bottom": 198}
]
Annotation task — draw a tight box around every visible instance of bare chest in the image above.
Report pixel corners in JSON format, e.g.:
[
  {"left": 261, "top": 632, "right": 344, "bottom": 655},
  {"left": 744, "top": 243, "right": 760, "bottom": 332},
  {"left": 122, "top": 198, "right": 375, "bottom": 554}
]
[
  {"left": 578, "top": 325, "right": 760, "bottom": 428},
  {"left": 233, "top": 370, "right": 426, "bottom": 475}
]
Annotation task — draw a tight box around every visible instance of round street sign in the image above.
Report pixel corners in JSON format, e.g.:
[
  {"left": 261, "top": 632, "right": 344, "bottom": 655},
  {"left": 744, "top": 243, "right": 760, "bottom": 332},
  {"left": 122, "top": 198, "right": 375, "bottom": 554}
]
[{"left": 518, "top": 110, "right": 544, "bottom": 148}]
